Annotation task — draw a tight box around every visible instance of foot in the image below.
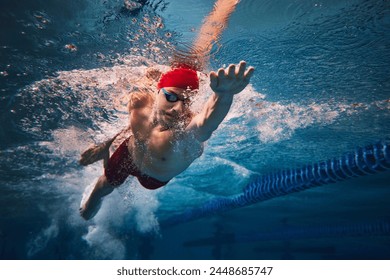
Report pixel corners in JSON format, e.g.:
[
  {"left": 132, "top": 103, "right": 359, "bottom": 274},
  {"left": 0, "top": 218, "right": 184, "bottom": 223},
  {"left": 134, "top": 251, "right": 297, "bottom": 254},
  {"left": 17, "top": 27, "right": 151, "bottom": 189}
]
[
  {"left": 79, "top": 140, "right": 113, "bottom": 166},
  {"left": 79, "top": 179, "right": 103, "bottom": 220},
  {"left": 79, "top": 197, "right": 102, "bottom": 220}
]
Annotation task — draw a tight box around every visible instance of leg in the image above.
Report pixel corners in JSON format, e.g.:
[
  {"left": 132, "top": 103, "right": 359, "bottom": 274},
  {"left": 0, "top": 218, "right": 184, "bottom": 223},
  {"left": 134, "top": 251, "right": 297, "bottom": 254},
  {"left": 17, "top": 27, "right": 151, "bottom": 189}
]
[
  {"left": 79, "top": 175, "right": 115, "bottom": 220},
  {"left": 79, "top": 134, "right": 132, "bottom": 220}
]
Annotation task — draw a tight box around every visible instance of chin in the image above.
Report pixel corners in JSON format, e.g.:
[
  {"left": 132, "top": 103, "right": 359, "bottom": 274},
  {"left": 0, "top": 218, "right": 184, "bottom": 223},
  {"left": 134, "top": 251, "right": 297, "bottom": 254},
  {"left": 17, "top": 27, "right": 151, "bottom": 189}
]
[{"left": 157, "top": 116, "right": 173, "bottom": 128}]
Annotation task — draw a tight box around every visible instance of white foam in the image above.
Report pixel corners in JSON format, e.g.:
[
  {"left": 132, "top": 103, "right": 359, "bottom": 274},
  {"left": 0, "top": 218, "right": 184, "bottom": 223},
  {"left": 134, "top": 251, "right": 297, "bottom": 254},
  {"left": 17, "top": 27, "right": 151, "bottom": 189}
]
[
  {"left": 78, "top": 179, "right": 160, "bottom": 258},
  {"left": 118, "top": 180, "right": 161, "bottom": 234},
  {"left": 82, "top": 225, "right": 126, "bottom": 259},
  {"left": 27, "top": 219, "right": 59, "bottom": 257},
  {"left": 84, "top": 179, "right": 161, "bottom": 230},
  {"left": 253, "top": 101, "right": 341, "bottom": 142},
  {"left": 219, "top": 85, "right": 389, "bottom": 144}
]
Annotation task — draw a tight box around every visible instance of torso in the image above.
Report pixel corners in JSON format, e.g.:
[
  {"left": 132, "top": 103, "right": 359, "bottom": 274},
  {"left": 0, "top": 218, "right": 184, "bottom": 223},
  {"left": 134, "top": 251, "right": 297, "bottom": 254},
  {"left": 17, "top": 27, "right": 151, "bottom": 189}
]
[{"left": 127, "top": 90, "right": 204, "bottom": 182}]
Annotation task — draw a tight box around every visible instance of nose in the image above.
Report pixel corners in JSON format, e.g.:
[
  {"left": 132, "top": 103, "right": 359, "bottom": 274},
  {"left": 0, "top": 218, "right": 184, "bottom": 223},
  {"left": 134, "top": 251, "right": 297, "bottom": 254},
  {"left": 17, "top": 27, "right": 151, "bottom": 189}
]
[{"left": 171, "top": 101, "right": 184, "bottom": 114}]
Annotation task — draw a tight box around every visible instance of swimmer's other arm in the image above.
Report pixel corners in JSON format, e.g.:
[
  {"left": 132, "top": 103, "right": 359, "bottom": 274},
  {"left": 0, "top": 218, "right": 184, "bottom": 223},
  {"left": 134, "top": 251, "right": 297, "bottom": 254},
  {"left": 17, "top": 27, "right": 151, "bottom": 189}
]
[
  {"left": 187, "top": 61, "right": 254, "bottom": 142},
  {"left": 79, "top": 91, "right": 147, "bottom": 166}
]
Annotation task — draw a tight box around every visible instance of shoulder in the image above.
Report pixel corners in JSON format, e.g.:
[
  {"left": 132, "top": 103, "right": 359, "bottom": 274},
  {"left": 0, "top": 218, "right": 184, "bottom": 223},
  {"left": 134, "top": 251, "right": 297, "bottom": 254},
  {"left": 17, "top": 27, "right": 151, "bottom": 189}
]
[{"left": 129, "top": 90, "right": 154, "bottom": 110}]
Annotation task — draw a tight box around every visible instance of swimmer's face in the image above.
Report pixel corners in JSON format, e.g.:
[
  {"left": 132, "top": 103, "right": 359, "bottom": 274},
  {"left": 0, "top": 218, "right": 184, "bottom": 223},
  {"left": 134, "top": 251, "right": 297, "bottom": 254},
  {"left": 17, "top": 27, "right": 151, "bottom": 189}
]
[{"left": 155, "top": 87, "right": 195, "bottom": 128}]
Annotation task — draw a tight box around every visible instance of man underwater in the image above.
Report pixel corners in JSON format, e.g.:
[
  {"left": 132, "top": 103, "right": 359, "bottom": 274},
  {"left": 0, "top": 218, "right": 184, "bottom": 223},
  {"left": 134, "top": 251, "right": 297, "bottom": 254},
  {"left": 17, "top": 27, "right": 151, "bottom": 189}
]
[{"left": 78, "top": 0, "right": 254, "bottom": 219}]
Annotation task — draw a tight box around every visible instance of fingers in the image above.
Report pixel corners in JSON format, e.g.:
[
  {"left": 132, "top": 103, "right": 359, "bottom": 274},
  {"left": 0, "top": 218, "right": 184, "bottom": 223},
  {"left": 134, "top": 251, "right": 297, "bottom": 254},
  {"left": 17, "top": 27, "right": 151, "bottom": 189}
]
[
  {"left": 236, "top": 60, "right": 255, "bottom": 80},
  {"left": 225, "top": 61, "right": 250, "bottom": 79},
  {"left": 244, "top": 66, "right": 255, "bottom": 80},
  {"left": 227, "top": 64, "right": 236, "bottom": 78},
  {"left": 210, "top": 61, "right": 254, "bottom": 90},
  {"left": 209, "top": 71, "right": 218, "bottom": 88},
  {"left": 217, "top": 68, "right": 225, "bottom": 79},
  {"left": 237, "top": 61, "right": 246, "bottom": 78}
]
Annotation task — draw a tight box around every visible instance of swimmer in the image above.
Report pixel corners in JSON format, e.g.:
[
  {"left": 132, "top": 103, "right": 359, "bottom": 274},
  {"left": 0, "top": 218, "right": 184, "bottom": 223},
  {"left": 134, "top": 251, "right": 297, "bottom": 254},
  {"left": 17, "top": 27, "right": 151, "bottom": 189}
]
[{"left": 79, "top": 0, "right": 254, "bottom": 220}]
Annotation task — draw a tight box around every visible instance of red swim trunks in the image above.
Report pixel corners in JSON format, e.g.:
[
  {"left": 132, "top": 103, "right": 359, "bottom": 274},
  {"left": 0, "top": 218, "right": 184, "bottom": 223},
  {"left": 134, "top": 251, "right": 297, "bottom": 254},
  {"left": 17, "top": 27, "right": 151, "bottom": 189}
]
[{"left": 105, "top": 138, "right": 169, "bottom": 190}]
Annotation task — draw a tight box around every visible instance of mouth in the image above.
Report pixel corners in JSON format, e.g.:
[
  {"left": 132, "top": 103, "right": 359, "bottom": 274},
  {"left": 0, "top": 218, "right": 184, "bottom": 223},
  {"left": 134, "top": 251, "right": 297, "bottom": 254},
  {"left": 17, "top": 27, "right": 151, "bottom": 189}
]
[{"left": 164, "top": 112, "right": 178, "bottom": 119}]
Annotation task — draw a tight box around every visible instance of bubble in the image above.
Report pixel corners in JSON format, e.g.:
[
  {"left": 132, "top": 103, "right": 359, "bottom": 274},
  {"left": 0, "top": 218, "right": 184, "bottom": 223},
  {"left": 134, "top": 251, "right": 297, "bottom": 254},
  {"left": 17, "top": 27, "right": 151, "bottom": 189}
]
[
  {"left": 124, "top": 0, "right": 142, "bottom": 12},
  {"left": 64, "top": 44, "right": 78, "bottom": 52}
]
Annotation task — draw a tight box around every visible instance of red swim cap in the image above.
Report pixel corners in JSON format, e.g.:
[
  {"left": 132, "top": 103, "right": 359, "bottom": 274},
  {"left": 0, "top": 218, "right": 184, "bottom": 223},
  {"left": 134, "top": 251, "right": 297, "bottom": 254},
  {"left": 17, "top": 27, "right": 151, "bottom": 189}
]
[{"left": 157, "top": 68, "right": 199, "bottom": 90}]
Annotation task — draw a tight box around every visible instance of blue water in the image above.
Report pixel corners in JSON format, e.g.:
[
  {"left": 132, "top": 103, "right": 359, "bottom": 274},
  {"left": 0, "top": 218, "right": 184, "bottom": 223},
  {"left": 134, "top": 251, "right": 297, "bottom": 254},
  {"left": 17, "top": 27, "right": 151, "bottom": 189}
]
[{"left": 1, "top": 0, "right": 390, "bottom": 259}]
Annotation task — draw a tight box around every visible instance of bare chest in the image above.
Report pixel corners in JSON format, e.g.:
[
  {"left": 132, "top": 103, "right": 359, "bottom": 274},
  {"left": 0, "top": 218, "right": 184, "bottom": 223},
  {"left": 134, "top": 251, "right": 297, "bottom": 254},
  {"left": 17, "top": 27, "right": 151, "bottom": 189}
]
[
  {"left": 129, "top": 109, "right": 203, "bottom": 179},
  {"left": 148, "top": 132, "right": 202, "bottom": 163}
]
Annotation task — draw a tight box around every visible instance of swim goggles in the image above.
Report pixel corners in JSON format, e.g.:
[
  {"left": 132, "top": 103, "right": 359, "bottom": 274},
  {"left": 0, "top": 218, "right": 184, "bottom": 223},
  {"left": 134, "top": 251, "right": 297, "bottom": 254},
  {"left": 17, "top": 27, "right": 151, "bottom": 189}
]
[{"left": 161, "top": 88, "right": 187, "bottom": 103}]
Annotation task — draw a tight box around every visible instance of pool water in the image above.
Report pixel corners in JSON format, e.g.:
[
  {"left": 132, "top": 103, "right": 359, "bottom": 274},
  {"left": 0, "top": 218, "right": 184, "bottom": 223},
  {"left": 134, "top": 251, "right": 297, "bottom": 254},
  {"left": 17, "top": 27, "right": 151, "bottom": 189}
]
[{"left": 0, "top": 0, "right": 389, "bottom": 259}]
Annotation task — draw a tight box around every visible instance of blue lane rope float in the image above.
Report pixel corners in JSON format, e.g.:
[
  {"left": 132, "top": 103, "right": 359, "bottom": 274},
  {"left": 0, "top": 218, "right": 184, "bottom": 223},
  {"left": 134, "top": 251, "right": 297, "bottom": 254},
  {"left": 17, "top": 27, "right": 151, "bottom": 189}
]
[
  {"left": 162, "top": 140, "right": 390, "bottom": 227},
  {"left": 183, "top": 219, "right": 390, "bottom": 247}
]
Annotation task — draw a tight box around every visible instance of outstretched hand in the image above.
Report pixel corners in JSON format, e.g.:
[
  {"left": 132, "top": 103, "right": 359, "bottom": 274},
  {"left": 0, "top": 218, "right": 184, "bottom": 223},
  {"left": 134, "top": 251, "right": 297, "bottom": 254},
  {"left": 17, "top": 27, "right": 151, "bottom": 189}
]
[
  {"left": 79, "top": 142, "right": 110, "bottom": 166},
  {"left": 209, "top": 61, "right": 254, "bottom": 97},
  {"left": 79, "top": 136, "right": 116, "bottom": 166}
]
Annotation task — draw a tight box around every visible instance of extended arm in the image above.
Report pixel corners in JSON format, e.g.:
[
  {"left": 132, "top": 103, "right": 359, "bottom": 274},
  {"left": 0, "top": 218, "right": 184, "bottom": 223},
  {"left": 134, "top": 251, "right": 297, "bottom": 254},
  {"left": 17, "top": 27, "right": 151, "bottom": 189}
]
[{"left": 187, "top": 61, "right": 254, "bottom": 142}]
